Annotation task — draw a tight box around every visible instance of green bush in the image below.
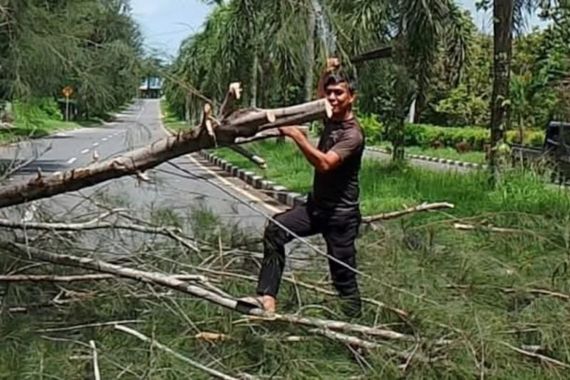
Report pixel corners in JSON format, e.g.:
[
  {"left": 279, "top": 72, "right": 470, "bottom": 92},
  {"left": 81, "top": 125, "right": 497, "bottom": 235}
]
[
  {"left": 359, "top": 114, "right": 384, "bottom": 144},
  {"left": 505, "top": 130, "right": 545, "bottom": 147},
  {"left": 400, "top": 123, "right": 545, "bottom": 151},
  {"left": 13, "top": 98, "right": 63, "bottom": 126},
  {"left": 403, "top": 123, "right": 489, "bottom": 150}
]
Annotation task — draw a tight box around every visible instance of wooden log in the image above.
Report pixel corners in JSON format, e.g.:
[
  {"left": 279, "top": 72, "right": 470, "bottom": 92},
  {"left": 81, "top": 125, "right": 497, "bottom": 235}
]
[{"left": 0, "top": 99, "right": 331, "bottom": 209}]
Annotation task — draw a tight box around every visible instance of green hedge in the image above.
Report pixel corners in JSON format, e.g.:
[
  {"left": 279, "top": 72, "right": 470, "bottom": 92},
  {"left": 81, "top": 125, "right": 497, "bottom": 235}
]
[
  {"left": 338, "top": 116, "right": 545, "bottom": 152},
  {"left": 399, "top": 123, "right": 545, "bottom": 151}
]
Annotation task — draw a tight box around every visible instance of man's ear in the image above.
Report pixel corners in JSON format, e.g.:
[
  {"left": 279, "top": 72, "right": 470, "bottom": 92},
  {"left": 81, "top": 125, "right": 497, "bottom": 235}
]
[{"left": 349, "top": 91, "right": 357, "bottom": 104}]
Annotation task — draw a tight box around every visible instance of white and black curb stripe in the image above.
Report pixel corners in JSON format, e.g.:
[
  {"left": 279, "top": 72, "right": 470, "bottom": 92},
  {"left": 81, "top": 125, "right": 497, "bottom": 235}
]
[
  {"left": 198, "top": 150, "right": 307, "bottom": 208},
  {"left": 367, "top": 146, "right": 487, "bottom": 169}
]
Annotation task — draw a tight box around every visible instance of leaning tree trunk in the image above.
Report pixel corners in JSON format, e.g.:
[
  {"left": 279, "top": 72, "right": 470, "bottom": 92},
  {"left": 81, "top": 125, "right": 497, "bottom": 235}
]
[
  {"left": 304, "top": 2, "right": 316, "bottom": 103},
  {"left": 489, "top": 0, "right": 514, "bottom": 182},
  {"left": 0, "top": 84, "right": 331, "bottom": 209},
  {"left": 251, "top": 53, "right": 259, "bottom": 108}
]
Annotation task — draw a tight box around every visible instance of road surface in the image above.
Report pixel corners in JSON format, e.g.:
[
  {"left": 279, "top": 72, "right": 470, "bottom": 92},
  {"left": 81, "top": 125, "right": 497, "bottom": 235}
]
[{"left": 0, "top": 100, "right": 286, "bottom": 254}]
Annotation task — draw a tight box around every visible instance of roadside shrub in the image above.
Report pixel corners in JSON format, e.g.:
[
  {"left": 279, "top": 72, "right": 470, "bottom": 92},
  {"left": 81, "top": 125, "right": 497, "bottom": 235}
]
[
  {"left": 359, "top": 114, "right": 384, "bottom": 144},
  {"left": 401, "top": 123, "right": 545, "bottom": 151},
  {"left": 13, "top": 98, "right": 63, "bottom": 126}
]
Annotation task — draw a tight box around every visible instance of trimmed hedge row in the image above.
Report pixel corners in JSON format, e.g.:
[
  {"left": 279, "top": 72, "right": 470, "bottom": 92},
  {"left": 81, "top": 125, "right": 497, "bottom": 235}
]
[
  {"left": 359, "top": 116, "right": 545, "bottom": 151},
  {"left": 403, "top": 124, "right": 544, "bottom": 150}
]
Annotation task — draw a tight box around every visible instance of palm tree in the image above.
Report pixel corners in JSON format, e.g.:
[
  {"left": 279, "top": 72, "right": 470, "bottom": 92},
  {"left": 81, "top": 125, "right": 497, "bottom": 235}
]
[{"left": 484, "top": 0, "right": 565, "bottom": 181}]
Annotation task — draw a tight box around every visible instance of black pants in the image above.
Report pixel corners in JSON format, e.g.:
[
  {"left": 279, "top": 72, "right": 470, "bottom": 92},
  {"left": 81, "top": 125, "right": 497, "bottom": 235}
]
[{"left": 256, "top": 200, "right": 362, "bottom": 316}]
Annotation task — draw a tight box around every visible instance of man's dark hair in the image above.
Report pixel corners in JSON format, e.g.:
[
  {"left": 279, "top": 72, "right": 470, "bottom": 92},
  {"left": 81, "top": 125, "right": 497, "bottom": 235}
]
[{"left": 324, "top": 69, "right": 357, "bottom": 94}]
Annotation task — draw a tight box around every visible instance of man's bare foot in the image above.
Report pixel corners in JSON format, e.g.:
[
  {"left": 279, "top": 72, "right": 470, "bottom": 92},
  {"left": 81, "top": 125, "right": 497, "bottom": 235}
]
[
  {"left": 238, "top": 295, "right": 276, "bottom": 314},
  {"left": 261, "top": 295, "right": 276, "bottom": 314}
]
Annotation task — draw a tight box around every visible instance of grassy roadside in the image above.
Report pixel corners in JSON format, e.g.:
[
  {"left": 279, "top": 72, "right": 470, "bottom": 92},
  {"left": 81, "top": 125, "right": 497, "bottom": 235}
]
[
  {"left": 12, "top": 100, "right": 558, "bottom": 378},
  {"left": 3, "top": 138, "right": 570, "bottom": 378},
  {"left": 0, "top": 119, "right": 92, "bottom": 145},
  {"left": 373, "top": 141, "right": 486, "bottom": 164},
  {"left": 213, "top": 141, "right": 532, "bottom": 216},
  {"left": 160, "top": 99, "right": 191, "bottom": 132}
]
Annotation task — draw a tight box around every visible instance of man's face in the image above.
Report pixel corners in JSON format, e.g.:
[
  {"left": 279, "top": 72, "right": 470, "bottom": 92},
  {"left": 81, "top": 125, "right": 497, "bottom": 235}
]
[{"left": 325, "top": 82, "right": 355, "bottom": 118}]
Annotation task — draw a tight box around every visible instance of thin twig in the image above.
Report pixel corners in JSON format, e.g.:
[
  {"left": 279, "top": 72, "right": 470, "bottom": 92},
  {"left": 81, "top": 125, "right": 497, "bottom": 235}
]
[
  {"left": 454, "top": 223, "right": 522, "bottom": 234},
  {"left": 0, "top": 273, "right": 209, "bottom": 283},
  {"left": 90, "top": 340, "right": 101, "bottom": 380},
  {"left": 37, "top": 320, "right": 142, "bottom": 333},
  {"left": 501, "top": 341, "right": 570, "bottom": 369},
  {"left": 362, "top": 202, "right": 455, "bottom": 223},
  {"left": 114, "top": 325, "right": 244, "bottom": 380}
]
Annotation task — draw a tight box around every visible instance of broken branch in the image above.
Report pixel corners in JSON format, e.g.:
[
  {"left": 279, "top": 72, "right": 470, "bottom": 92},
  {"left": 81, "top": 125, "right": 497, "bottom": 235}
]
[
  {"left": 362, "top": 202, "right": 455, "bottom": 223},
  {"left": 0, "top": 98, "right": 331, "bottom": 209},
  {"left": 115, "top": 325, "right": 242, "bottom": 380},
  {"left": 0, "top": 273, "right": 209, "bottom": 284},
  {"left": 453, "top": 223, "right": 522, "bottom": 234}
]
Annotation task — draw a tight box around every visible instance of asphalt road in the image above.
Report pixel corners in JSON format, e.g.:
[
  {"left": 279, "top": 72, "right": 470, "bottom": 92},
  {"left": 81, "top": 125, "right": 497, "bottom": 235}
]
[{"left": 0, "top": 100, "right": 285, "bottom": 253}]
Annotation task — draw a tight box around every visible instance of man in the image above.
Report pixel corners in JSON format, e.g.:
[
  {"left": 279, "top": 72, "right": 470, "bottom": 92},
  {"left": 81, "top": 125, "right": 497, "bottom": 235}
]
[{"left": 243, "top": 59, "right": 365, "bottom": 317}]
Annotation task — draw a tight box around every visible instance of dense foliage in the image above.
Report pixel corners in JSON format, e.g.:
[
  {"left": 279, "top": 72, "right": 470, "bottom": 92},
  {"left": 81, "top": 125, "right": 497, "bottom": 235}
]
[
  {"left": 0, "top": 0, "right": 144, "bottom": 120},
  {"left": 165, "top": 0, "right": 569, "bottom": 141}
]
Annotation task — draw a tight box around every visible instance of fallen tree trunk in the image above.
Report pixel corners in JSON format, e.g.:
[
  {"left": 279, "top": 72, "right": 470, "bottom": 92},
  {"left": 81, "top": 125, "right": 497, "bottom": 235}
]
[{"left": 0, "top": 92, "right": 331, "bottom": 209}]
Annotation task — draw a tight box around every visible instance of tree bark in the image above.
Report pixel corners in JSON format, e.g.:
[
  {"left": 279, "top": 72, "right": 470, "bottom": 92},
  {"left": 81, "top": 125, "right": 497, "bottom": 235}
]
[
  {"left": 392, "top": 118, "right": 406, "bottom": 161},
  {"left": 0, "top": 98, "right": 331, "bottom": 209},
  {"left": 250, "top": 54, "right": 258, "bottom": 108},
  {"left": 489, "top": 0, "right": 514, "bottom": 180},
  {"left": 304, "top": 2, "right": 316, "bottom": 102}
]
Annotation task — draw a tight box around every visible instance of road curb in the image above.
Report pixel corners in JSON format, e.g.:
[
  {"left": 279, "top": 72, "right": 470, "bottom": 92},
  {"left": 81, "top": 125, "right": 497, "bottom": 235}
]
[
  {"left": 198, "top": 150, "right": 307, "bottom": 208},
  {"left": 367, "top": 146, "right": 488, "bottom": 170}
]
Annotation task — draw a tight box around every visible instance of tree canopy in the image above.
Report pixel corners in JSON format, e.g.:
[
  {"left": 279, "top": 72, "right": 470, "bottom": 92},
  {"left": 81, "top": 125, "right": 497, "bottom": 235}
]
[{"left": 0, "top": 0, "right": 144, "bottom": 119}]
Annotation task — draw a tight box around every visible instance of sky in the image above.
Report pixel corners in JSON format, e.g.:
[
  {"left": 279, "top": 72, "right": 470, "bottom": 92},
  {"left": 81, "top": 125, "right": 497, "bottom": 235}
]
[{"left": 130, "top": 0, "right": 548, "bottom": 61}]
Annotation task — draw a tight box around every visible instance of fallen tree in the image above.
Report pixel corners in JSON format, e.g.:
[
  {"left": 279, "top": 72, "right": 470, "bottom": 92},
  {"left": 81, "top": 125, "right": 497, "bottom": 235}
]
[{"left": 0, "top": 83, "right": 331, "bottom": 209}]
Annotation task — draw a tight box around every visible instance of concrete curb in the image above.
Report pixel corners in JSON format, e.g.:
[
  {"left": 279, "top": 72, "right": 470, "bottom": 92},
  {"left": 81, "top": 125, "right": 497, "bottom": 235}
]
[
  {"left": 199, "top": 150, "right": 307, "bottom": 208},
  {"left": 367, "top": 146, "right": 488, "bottom": 170}
]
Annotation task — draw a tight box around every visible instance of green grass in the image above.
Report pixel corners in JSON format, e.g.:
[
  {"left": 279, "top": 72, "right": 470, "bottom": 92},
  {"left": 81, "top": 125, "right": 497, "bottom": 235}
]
[
  {"left": 3, "top": 172, "right": 570, "bottom": 378},
  {"left": 4, "top": 115, "right": 570, "bottom": 378},
  {"left": 214, "top": 141, "right": 505, "bottom": 215},
  {"left": 160, "top": 99, "right": 192, "bottom": 132},
  {"left": 211, "top": 140, "right": 570, "bottom": 378},
  {"left": 0, "top": 119, "right": 88, "bottom": 145},
  {"left": 374, "top": 141, "right": 486, "bottom": 164}
]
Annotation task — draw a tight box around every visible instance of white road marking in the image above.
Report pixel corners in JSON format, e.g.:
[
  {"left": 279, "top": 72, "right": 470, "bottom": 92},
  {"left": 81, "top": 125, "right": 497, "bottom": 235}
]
[
  {"left": 67, "top": 157, "right": 77, "bottom": 165},
  {"left": 102, "top": 137, "right": 108, "bottom": 142},
  {"left": 157, "top": 108, "right": 281, "bottom": 215},
  {"left": 92, "top": 142, "right": 99, "bottom": 147},
  {"left": 187, "top": 155, "right": 281, "bottom": 214},
  {"left": 81, "top": 149, "right": 90, "bottom": 154}
]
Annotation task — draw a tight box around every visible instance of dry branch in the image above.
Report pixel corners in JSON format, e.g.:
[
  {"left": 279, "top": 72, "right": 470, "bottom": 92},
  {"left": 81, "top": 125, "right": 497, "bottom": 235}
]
[
  {"left": 0, "top": 273, "right": 209, "bottom": 283},
  {"left": 0, "top": 241, "right": 265, "bottom": 316},
  {"left": 311, "top": 328, "right": 432, "bottom": 363},
  {"left": 89, "top": 340, "right": 101, "bottom": 380},
  {"left": 194, "top": 266, "right": 409, "bottom": 318},
  {"left": 0, "top": 97, "right": 331, "bottom": 209},
  {"left": 115, "top": 325, "right": 244, "bottom": 380},
  {"left": 243, "top": 314, "right": 415, "bottom": 342},
  {"left": 501, "top": 341, "right": 570, "bottom": 369},
  {"left": 448, "top": 284, "right": 570, "bottom": 301},
  {"left": 0, "top": 217, "right": 199, "bottom": 252},
  {"left": 453, "top": 223, "right": 522, "bottom": 234},
  {"left": 37, "top": 320, "right": 142, "bottom": 333},
  {"left": 228, "top": 145, "right": 267, "bottom": 168},
  {"left": 362, "top": 202, "right": 455, "bottom": 223}
]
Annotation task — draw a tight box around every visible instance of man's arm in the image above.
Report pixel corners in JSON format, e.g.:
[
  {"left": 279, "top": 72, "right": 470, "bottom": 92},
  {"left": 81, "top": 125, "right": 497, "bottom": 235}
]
[{"left": 280, "top": 127, "right": 341, "bottom": 173}]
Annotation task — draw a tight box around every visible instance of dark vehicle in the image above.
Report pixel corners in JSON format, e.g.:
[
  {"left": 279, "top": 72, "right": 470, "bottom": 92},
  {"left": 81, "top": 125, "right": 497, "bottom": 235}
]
[{"left": 511, "top": 121, "right": 570, "bottom": 182}]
